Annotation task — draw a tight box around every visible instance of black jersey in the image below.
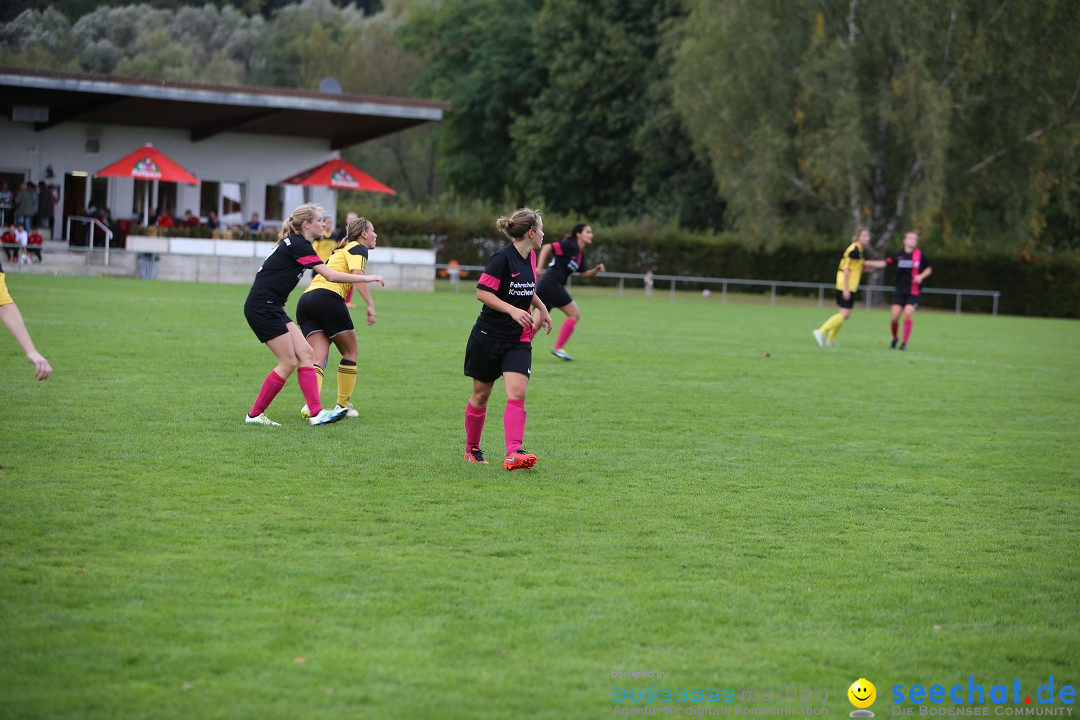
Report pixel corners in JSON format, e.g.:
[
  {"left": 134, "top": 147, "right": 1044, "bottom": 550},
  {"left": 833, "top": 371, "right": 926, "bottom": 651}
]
[
  {"left": 475, "top": 244, "right": 537, "bottom": 342},
  {"left": 245, "top": 234, "right": 324, "bottom": 306},
  {"left": 538, "top": 237, "right": 588, "bottom": 288},
  {"left": 885, "top": 249, "right": 930, "bottom": 295}
]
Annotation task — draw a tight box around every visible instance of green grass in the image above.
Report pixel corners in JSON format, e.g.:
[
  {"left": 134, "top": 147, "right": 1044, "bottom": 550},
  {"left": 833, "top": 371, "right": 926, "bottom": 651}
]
[{"left": 1, "top": 274, "right": 1078, "bottom": 720}]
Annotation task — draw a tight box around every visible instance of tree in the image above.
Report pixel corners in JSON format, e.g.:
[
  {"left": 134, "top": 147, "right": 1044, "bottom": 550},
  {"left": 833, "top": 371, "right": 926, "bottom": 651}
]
[{"left": 672, "top": 0, "right": 1080, "bottom": 251}]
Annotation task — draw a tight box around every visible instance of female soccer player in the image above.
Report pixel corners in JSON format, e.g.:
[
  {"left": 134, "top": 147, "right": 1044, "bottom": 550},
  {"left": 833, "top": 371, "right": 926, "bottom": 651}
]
[
  {"left": 243, "top": 203, "right": 376, "bottom": 427},
  {"left": 534, "top": 223, "right": 605, "bottom": 361},
  {"left": 463, "top": 208, "right": 553, "bottom": 470},
  {"left": 812, "top": 227, "right": 885, "bottom": 347},
  {"left": 0, "top": 255, "right": 51, "bottom": 380},
  {"left": 885, "top": 231, "right": 932, "bottom": 350},
  {"left": 295, "top": 216, "right": 384, "bottom": 419}
]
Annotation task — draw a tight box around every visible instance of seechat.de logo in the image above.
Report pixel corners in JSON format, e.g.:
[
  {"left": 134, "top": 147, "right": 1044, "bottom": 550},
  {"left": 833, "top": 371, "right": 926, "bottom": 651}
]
[{"left": 850, "top": 678, "right": 878, "bottom": 717}]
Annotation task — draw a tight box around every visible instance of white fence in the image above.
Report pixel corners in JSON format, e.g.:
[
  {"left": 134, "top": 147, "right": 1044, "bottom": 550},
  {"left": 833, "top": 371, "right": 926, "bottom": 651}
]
[{"left": 436, "top": 264, "right": 1001, "bottom": 316}]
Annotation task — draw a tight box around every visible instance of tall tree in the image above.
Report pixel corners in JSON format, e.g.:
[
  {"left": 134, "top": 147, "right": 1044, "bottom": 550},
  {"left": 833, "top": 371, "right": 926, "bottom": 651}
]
[{"left": 672, "top": 0, "right": 1080, "bottom": 251}]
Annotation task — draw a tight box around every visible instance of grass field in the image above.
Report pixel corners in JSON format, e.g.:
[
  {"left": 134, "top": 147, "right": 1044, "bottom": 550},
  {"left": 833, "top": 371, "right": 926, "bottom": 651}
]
[{"left": 1, "top": 274, "right": 1078, "bottom": 720}]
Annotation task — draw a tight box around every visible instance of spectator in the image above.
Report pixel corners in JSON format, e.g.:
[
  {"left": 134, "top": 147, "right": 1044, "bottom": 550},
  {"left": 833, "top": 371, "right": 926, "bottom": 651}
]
[
  {"left": 644, "top": 267, "right": 654, "bottom": 298},
  {"left": 27, "top": 227, "right": 43, "bottom": 262},
  {"left": 36, "top": 181, "right": 52, "bottom": 237},
  {"left": 13, "top": 181, "right": 37, "bottom": 232},
  {"left": 181, "top": 209, "right": 200, "bottom": 228},
  {"left": 1, "top": 224, "right": 16, "bottom": 261},
  {"left": 14, "top": 225, "right": 29, "bottom": 264},
  {"left": 247, "top": 212, "right": 262, "bottom": 239},
  {"left": 0, "top": 182, "right": 12, "bottom": 226},
  {"left": 206, "top": 210, "right": 220, "bottom": 230},
  {"left": 156, "top": 209, "right": 175, "bottom": 228}
]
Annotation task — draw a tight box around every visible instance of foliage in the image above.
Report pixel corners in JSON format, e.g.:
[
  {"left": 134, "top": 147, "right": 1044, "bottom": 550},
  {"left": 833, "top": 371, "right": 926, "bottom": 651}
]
[{"left": 672, "top": 0, "right": 1080, "bottom": 253}]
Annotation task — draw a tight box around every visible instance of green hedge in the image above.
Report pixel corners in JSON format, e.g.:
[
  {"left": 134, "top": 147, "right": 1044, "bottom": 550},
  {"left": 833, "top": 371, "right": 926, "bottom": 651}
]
[{"left": 369, "top": 207, "right": 1080, "bottom": 317}]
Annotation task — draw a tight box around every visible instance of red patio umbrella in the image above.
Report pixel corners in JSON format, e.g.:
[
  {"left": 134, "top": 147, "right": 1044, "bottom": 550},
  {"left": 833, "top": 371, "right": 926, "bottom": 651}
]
[
  {"left": 95, "top": 143, "right": 199, "bottom": 225},
  {"left": 278, "top": 157, "right": 396, "bottom": 195}
]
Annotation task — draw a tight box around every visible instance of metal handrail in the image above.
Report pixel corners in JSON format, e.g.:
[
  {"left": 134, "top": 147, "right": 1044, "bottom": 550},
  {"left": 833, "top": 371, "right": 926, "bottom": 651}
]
[
  {"left": 64, "top": 215, "right": 115, "bottom": 266},
  {"left": 433, "top": 264, "right": 1001, "bottom": 316}
]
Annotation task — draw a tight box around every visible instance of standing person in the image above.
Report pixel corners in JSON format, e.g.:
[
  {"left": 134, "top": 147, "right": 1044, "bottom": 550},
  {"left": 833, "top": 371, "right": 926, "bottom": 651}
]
[
  {"left": 295, "top": 216, "right": 385, "bottom": 419},
  {"left": 0, "top": 254, "right": 51, "bottom": 380},
  {"left": 534, "top": 222, "right": 606, "bottom": 361},
  {"left": 311, "top": 213, "right": 337, "bottom": 262},
  {"left": 463, "top": 208, "right": 553, "bottom": 470},
  {"left": 0, "top": 182, "right": 12, "bottom": 227},
  {"left": 36, "top": 181, "right": 52, "bottom": 235},
  {"left": 812, "top": 227, "right": 885, "bottom": 348},
  {"left": 243, "top": 203, "right": 376, "bottom": 427},
  {"left": 885, "top": 231, "right": 932, "bottom": 350},
  {"left": 644, "top": 267, "right": 655, "bottom": 298},
  {"left": 13, "top": 181, "right": 37, "bottom": 232},
  {"left": 336, "top": 211, "right": 360, "bottom": 308}
]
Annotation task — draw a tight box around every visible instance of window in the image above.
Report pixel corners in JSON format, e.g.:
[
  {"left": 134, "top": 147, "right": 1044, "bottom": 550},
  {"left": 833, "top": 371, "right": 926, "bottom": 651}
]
[
  {"left": 198, "top": 180, "right": 245, "bottom": 228},
  {"left": 264, "top": 184, "right": 285, "bottom": 223},
  {"left": 155, "top": 182, "right": 178, "bottom": 219}
]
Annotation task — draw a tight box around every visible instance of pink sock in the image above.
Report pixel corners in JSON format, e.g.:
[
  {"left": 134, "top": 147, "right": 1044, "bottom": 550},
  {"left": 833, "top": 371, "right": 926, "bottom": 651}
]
[
  {"left": 902, "top": 318, "right": 913, "bottom": 344},
  {"left": 345, "top": 285, "right": 354, "bottom": 303},
  {"left": 504, "top": 399, "right": 526, "bottom": 456},
  {"left": 553, "top": 316, "right": 576, "bottom": 350},
  {"left": 890, "top": 319, "right": 899, "bottom": 339},
  {"left": 297, "top": 366, "right": 322, "bottom": 416},
  {"left": 249, "top": 370, "right": 286, "bottom": 417},
  {"left": 465, "top": 402, "right": 487, "bottom": 450}
]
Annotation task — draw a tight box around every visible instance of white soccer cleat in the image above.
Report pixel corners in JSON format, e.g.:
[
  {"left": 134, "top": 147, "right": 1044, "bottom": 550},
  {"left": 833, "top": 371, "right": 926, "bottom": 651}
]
[
  {"left": 309, "top": 406, "right": 347, "bottom": 426},
  {"left": 336, "top": 403, "right": 360, "bottom": 419},
  {"left": 300, "top": 404, "right": 311, "bottom": 419},
  {"left": 812, "top": 329, "right": 825, "bottom": 347},
  {"left": 245, "top": 413, "right": 281, "bottom": 426}
]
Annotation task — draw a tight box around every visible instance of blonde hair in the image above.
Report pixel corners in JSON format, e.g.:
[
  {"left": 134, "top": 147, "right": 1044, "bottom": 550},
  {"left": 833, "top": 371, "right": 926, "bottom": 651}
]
[
  {"left": 496, "top": 207, "right": 542, "bottom": 240},
  {"left": 337, "top": 216, "right": 372, "bottom": 249},
  {"left": 278, "top": 203, "right": 325, "bottom": 243}
]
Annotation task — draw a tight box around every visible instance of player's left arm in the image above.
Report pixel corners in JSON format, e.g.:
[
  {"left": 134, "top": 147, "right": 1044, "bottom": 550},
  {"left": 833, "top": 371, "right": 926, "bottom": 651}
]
[
  {"left": 529, "top": 293, "right": 553, "bottom": 334},
  {"left": 580, "top": 262, "right": 606, "bottom": 278},
  {"left": 863, "top": 259, "right": 887, "bottom": 269}
]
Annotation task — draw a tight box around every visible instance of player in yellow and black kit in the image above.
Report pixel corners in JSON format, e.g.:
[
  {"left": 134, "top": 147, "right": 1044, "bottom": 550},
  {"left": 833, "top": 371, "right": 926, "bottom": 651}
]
[
  {"left": 0, "top": 256, "right": 51, "bottom": 380},
  {"left": 295, "top": 216, "right": 384, "bottom": 419},
  {"left": 812, "top": 227, "right": 886, "bottom": 347}
]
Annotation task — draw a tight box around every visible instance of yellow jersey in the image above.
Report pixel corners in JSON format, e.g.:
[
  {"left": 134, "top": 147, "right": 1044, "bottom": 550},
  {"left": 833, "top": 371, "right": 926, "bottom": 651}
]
[
  {"left": 311, "top": 233, "right": 337, "bottom": 262},
  {"left": 835, "top": 241, "right": 865, "bottom": 291},
  {"left": 305, "top": 241, "right": 369, "bottom": 299}
]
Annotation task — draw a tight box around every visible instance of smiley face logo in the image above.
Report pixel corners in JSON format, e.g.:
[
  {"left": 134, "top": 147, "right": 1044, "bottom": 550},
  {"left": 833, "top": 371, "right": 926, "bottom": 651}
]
[{"left": 848, "top": 678, "right": 877, "bottom": 709}]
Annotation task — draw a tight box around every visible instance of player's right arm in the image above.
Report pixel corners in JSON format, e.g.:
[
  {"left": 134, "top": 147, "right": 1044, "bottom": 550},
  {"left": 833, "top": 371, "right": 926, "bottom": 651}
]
[
  {"left": 535, "top": 244, "right": 554, "bottom": 280},
  {"left": 312, "top": 264, "right": 372, "bottom": 285}
]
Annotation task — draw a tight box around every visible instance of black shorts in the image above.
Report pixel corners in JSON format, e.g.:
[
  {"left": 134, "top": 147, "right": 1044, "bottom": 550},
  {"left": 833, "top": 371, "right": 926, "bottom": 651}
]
[
  {"left": 296, "top": 288, "right": 354, "bottom": 338},
  {"left": 464, "top": 326, "right": 532, "bottom": 383},
  {"left": 244, "top": 302, "right": 293, "bottom": 343},
  {"left": 835, "top": 289, "right": 859, "bottom": 309},
  {"left": 891, "top": 289, "right": 921, "bottom": 309},
  {"left": 537, "top": 281, "right": 572, "bottom": 310}
]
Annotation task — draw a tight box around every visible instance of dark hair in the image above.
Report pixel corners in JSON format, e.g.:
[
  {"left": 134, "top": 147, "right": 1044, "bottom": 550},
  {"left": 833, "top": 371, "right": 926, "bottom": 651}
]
[
  {"left": 496, "top": 207, "right": 542, "bottom": 240},
  {"left": 563, "top": 223, "right": 588, "bottom": 244}
]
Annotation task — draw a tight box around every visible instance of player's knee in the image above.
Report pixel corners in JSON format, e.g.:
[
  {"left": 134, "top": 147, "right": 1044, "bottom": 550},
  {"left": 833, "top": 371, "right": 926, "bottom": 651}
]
[{"left": 278, "top": 357, "right": 299, "bottom": 375}]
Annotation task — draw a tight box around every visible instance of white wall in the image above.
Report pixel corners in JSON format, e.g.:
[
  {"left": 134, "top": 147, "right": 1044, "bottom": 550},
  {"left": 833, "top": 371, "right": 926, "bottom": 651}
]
[{"left": 0, "top": 118, "right": 338, "bottom": 230}]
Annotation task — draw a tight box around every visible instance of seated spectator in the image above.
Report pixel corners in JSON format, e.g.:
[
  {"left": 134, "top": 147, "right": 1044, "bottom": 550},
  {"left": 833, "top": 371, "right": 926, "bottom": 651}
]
[
  {"left": 1, "top": 224, "right": 16, "bottom": 261},
  {"left": 14, "top": 225, "right": 29, "bottom": 264},
  {"left": 27, "top": 226, "right": 43, "bottom": 262},
  {"left": 156, "top": 209, "right": 175, "bottom": 228},
  {"left": 246, "top": 212, "right": 262, "bottom": 239},
  {"left": 181, "top": 209, "right": 200, "bottom": 228},
  {"left": 206, "top": 210, "right": 220, "bottom": 230}
]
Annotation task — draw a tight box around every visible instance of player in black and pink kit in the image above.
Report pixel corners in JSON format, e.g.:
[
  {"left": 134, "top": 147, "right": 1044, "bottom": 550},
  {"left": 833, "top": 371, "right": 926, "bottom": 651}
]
[
  {"left": 884, "top": 230, "right": 933, "bottom": 350},
  {"left": 463, "top": 208, "right": 553, "bottom": 470},
  {"left": 243, "top": 203, "right": 379, "bottom": 427},
  {"left": 535, "top": 223, "right": 605, "bottom": 361}
]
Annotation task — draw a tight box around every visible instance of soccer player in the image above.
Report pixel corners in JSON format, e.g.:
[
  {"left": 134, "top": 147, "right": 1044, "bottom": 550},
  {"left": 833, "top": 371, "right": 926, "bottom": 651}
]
[
  {"left": 463, "top": 208, "right": 553, "bottom": 470},
  {"left": 812, "top": 227, "right": 886, "bottom": 347},
  {"left": 885, "top": 230, "right": 932, "bottom": 350},
  {"left": 0, "top": 255, "right": 51, "bottom": 380},
  {"left": 295, "top": 216, "right": 384, "bottom": 419},
  {"left": 534, "top": 223, "right": 605, "bottom": 361},
  {"left": 311, "top": 213, "right": 337, "bottom": 262},
  {"left": 243, "top": 203, "right": 377, "bottom": 427}
]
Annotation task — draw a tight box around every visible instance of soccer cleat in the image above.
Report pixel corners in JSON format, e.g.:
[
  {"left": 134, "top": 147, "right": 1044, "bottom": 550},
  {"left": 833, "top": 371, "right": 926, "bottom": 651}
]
[
  {"left": 812, "top": 329, "right": 825, "bottom": 347},
  {"left": 899, "top": 342, "right": 907, "bottom": 351},
  {"left": 551, "top": 348, "right": 574, "bottom": 361},
  {"left": 891, "top": 338, "right": 898, "bottom": 349},
  {"left": 300, "top": 404, "right": 311, "bottom": 419},
  {"left": 464, "top": 447, "right": 488, "bottom": 464},
  {"left": 309, "top": 406, "right": 347, "bottom": 426},
  {"left": 245, "top": 413, "right": 281, "bottom": 426},
  {"left": 503, "top": 448, "right": 537, "bottom": 471},
  {"left": 337, "top": 403, "right": 360, "bottom": 419}
]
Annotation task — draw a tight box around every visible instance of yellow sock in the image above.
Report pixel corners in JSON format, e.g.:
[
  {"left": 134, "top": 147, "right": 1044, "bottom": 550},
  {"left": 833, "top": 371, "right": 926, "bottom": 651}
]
[
  {"left": 818, "top": 313, "right": 842, "bottom": 335},
  {"left": 826, "top": 315, "right": 846, "bottom": 342},
  {"left": 314, "top": 364, "right": 324, "bottom": 395},
  {"left": 336, "top": 361, "right": 358, "bottom": 408}
]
